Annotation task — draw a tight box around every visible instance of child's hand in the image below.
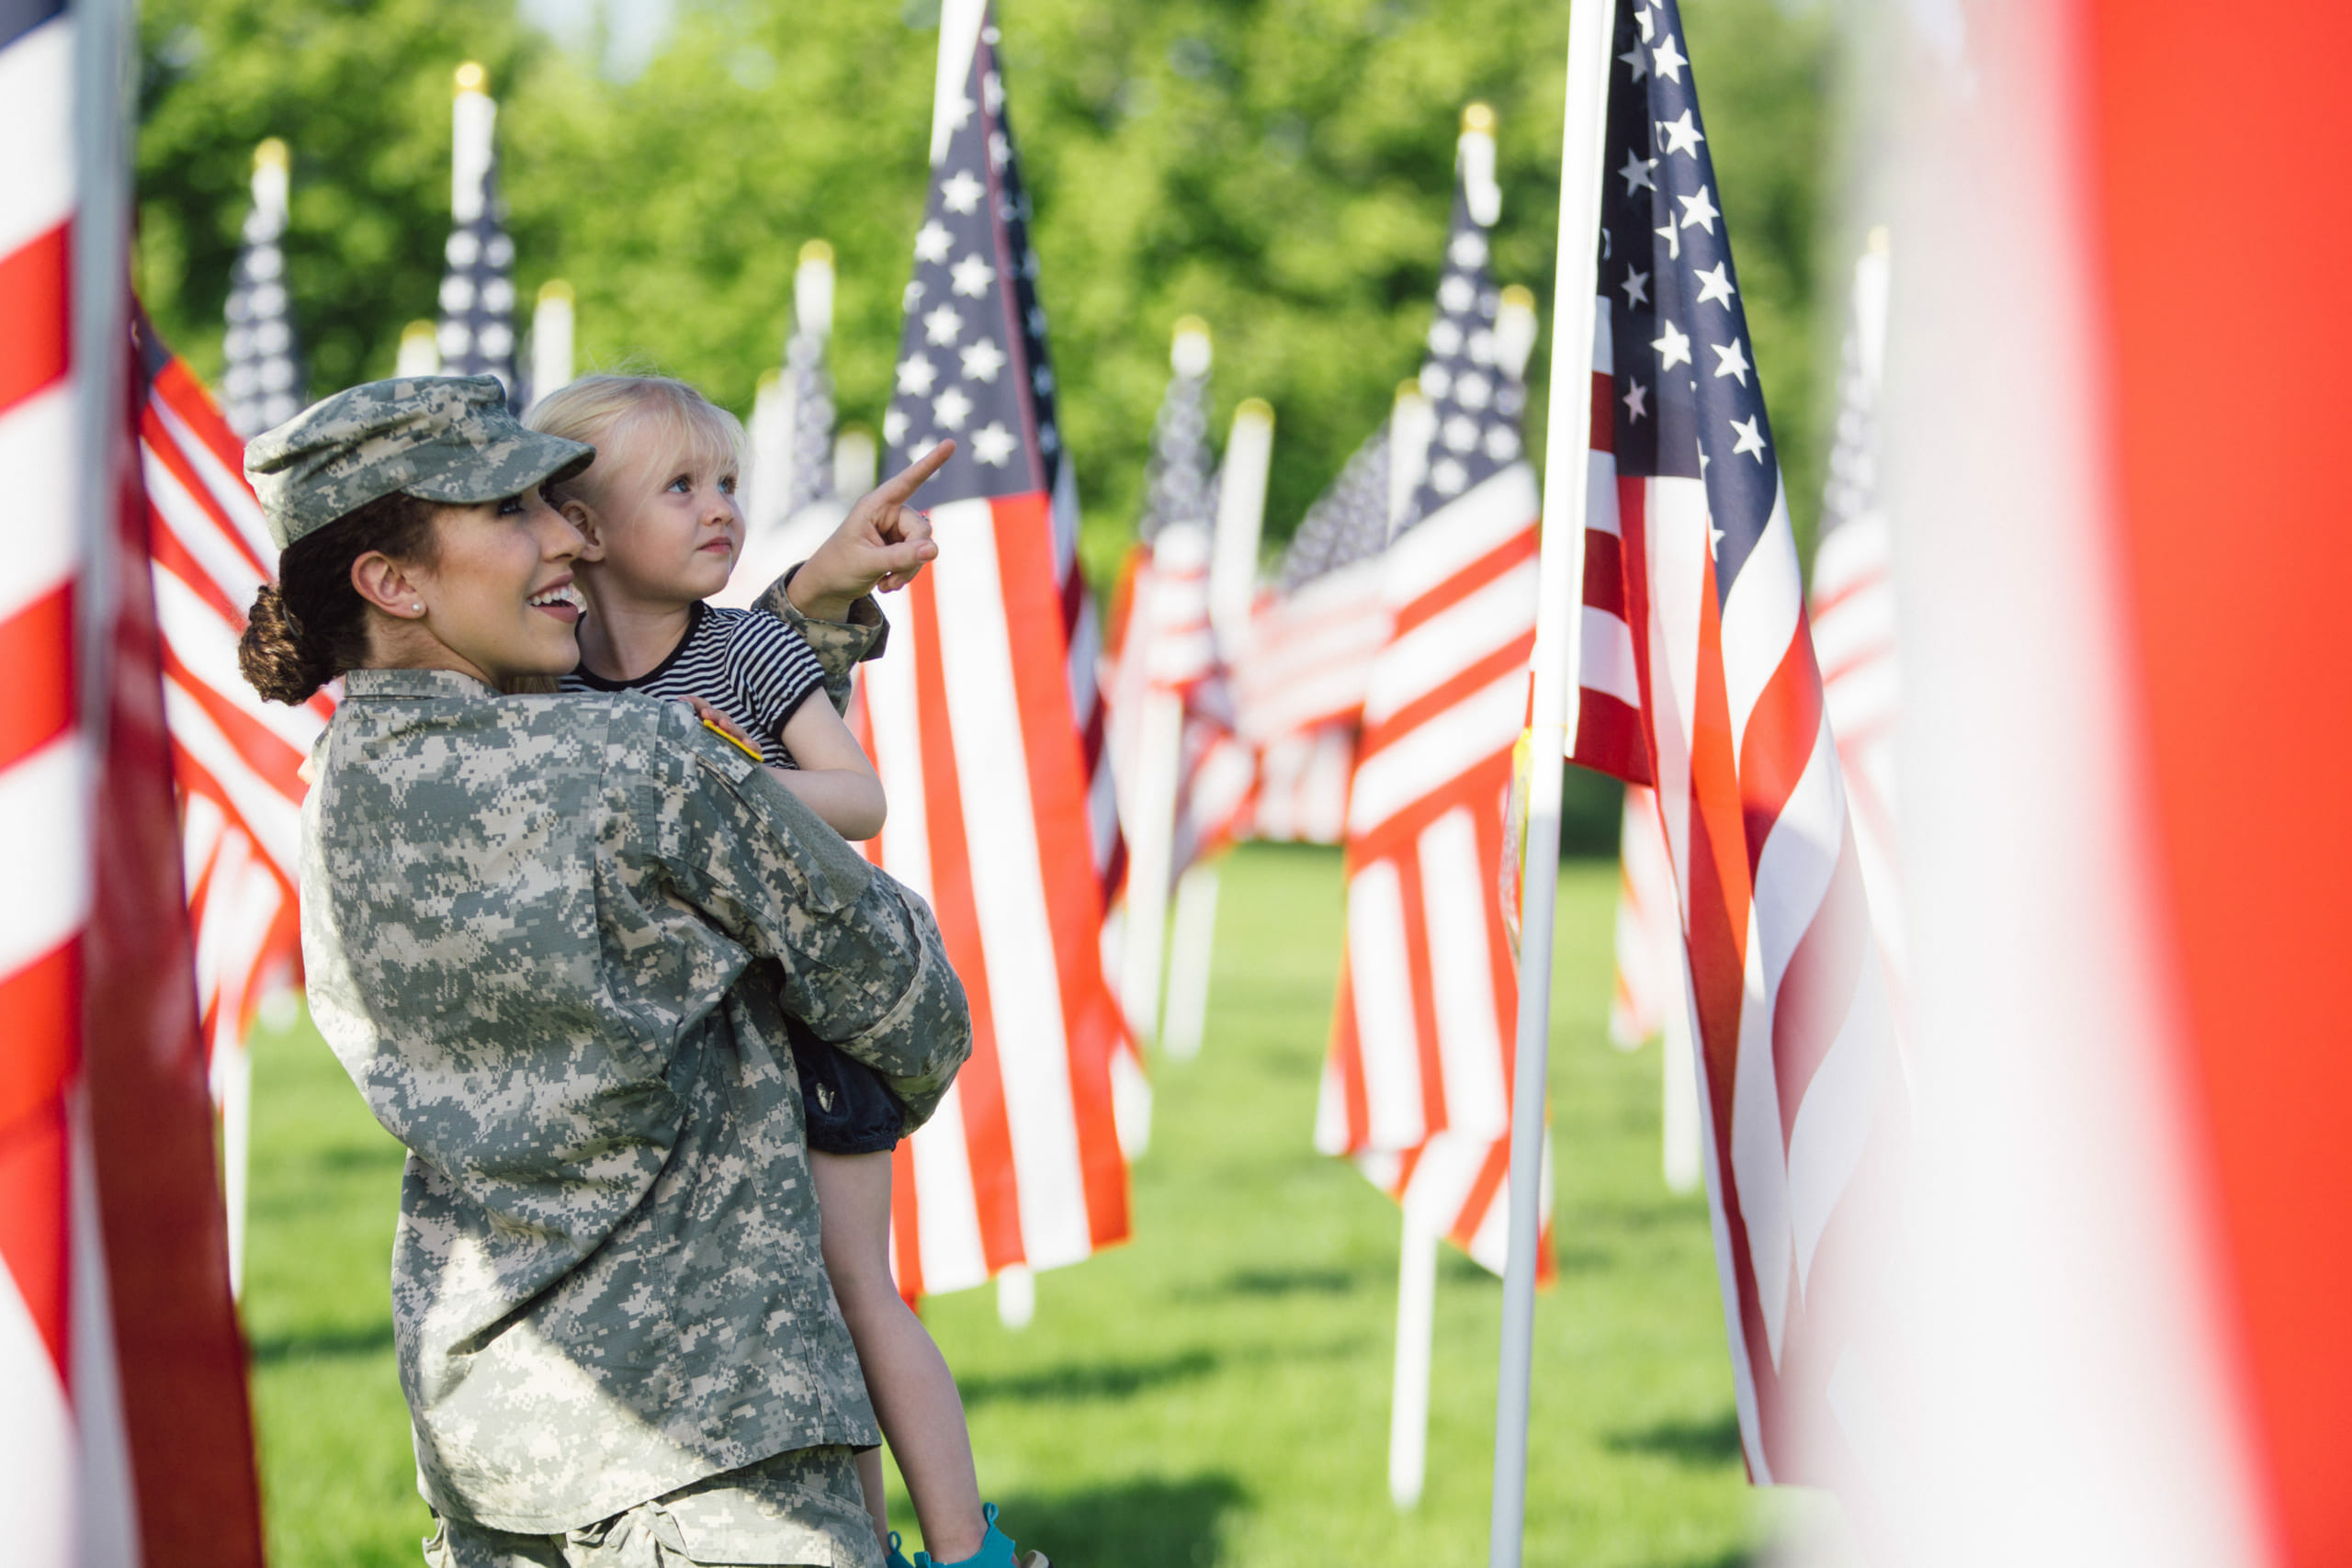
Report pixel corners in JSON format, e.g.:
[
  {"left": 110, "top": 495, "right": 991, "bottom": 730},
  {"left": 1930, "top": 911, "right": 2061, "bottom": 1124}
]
[
  {"left": 681, "top": 695, "right": 762, "bottom": 761},
  {"left": 792, "top": 440, "right": 954, "bottom": 621}
]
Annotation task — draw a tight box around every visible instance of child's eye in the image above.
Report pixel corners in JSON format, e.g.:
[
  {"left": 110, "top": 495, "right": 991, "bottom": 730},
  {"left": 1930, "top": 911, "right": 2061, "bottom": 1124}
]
[
  {"left": 719, "top": 475, "right": 737, "bottom": 496},
  {"left": 668, "top": 475, "right": 693, "bottom": 493}
]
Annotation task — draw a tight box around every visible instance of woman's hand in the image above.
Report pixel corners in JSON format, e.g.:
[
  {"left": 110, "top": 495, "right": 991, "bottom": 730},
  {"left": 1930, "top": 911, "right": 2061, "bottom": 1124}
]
[{"left": 788, "top": 440, "right": 954, "bottom": 623}]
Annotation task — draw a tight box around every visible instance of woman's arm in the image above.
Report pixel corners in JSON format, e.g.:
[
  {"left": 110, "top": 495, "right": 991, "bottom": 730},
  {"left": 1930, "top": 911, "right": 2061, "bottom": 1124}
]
[{"left": 773, "top": 697, "right": 885, "bottom": 841}]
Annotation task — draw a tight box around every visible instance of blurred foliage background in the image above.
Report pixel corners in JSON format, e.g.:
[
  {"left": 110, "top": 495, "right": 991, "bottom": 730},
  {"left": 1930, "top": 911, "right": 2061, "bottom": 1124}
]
[{"left": 134, "top": 0, "right": 1834, "bottom": 581}]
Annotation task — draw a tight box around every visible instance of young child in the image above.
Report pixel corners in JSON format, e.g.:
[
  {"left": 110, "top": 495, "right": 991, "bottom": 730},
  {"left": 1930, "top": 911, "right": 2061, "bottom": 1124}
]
[{"left": 526, "top": 375, "right": 1030, "bottom": 1568}]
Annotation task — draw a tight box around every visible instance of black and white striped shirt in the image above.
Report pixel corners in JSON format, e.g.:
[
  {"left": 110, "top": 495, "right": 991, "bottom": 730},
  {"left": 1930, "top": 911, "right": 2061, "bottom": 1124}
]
[{"left": 560, "top": 602, "right": 826, "bottom": 768}]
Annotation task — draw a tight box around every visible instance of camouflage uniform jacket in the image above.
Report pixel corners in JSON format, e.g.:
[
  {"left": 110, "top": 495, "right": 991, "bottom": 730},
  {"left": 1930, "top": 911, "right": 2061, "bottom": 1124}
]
[{"left": 300, "top": 601, "right": 967, "bottom": 1535}]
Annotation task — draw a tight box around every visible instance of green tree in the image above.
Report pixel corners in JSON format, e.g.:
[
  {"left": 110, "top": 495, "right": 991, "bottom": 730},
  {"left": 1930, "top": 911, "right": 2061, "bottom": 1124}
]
[
  {"left": 135, "top": 0, "right": 548, "bottom": 395},
  {"left": 134, "top": 0, "right": 1832, "bottom": 579}
]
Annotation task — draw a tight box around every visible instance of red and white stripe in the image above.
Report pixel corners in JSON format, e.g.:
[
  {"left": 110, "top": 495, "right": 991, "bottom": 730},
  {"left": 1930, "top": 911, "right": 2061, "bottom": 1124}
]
[
  {"left": 1233, "top": 558, "right": 1389, "bottom": 749},
  {"left": 1808, "top": 517, "right": 1898, "bottom": 988},
  {"left": 854, "top": 492, "right": 1131, "bottom": 1301},
  {"left": 1243, "top": 720, "right": 1353, "bottom": 845},
  {"left": 1106, "top": 525, "right": 1252, "bottom": 879},
  {"left": 1823, "top": 3, "right": 2349, "bottom": 1558},
  {"left": 3, "top": 11, "right": 265, "bottom": 1559},
  {"left": 1230, "top": 566, "right": 1384, "bottom": 848},
  {"left": 1568, "top": 291, "right": 1904, "bottom": 1483},
  {"left": 1053, "top": 444, "right": 1125, "bottom": 904},
  {"left": 141, "top": 350, "right": 321, "bottom": 1077},
  {"left": 1809, "top": 243, "right": 1903, "bottom": 1006},
  {"left": 0, "top": 11, "right": 102, "bottom": 1556},
  {"left": 1317, "top": 461, "right": 1539, "bottom": 1158},
  {"left": 1357, "top": 1125, "right": 1553, "bottom": 1280}
]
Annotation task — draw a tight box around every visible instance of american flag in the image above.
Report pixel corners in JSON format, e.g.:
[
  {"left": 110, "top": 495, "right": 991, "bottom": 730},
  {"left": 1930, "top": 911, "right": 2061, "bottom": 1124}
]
[
  {"left": 1563, "top": 0, "right": 1904, "bottom": 1480},
  {"left": 139, "top": 315, "right": 324, "bottom": 1289},
  {"left": 0, "top": 6, "right": 99, "bottom": 1537},
  {"left": 781, "top": 245, "right": 840, "bottom": 522},
  {"left": 220, "top": 138, "right": 303, "bottom": 438},
  {"left": 437, "top": 63, "right": 520, "bottom": 401},
  {"left": 1809, "top": 236, "right": 1903, "bottom": 1000},
  {"left": 2, "top": 6, "right": 266, "bottom": 1555},
  {"left": 856, "top": 5, "right": 1130, "bottom": 1300},
  {"left": 1233, "top": 423, "right": 1391, "bottom": 844},
  {"left": 1315, "top": 107, "right": 1548, "bottom": 1278},
  {"left": 1106, "top": 324, "right": 1253, "bottom": 884}
]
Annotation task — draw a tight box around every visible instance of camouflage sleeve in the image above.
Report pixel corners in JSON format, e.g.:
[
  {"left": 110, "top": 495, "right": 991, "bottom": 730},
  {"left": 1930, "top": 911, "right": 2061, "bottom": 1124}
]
[
  {"left": 636, "top": 704, "right": 971, "bottom": 1128},
  {"left": 751, "top": 565, "right": 889, "bottom": 716}
]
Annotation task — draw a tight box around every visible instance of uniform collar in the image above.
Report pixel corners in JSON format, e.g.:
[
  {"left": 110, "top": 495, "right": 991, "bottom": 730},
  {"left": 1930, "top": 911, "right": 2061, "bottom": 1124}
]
[{"left": 341, "top": 666, "right": 503, "bottom": 701}]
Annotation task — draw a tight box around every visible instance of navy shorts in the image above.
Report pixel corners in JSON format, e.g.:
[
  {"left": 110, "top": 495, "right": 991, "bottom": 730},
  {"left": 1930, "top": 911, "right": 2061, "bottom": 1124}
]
[{"left": 786, "top": 1016, "right": 905, "bottom": 1156}]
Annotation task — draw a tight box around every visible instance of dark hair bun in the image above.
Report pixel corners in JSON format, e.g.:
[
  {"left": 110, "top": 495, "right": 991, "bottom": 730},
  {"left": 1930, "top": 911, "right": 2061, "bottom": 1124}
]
[
  {"left": 236, "top": 489, "right": 439, "bottom": 705},
  {"left": 238, "top": 581, "right": 334, "bottom": 705}
]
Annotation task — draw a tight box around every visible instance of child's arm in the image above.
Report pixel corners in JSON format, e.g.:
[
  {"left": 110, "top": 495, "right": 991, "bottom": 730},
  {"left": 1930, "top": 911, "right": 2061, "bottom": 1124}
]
[
  {"left": 774, "top": 696, "right": 886, "bottom": 841},
  {"left": 681, "top": 695, "right": 885, "bottom": 841}
]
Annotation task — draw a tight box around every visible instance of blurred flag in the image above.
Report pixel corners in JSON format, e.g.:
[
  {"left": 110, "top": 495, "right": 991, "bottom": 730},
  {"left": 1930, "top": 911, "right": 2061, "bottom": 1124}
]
[
  {"left": 436, "top": 62, "right": 519, "bottom": 400},
  {"left": 1315, "top": 106, "right": 1548, "bottom": 1275},
  {"left": 1, "top": 5, "right": 265, "bottom": 1561},
  {"left": 137, "top": 314, "right": 324, "bottom": 1292},
  {"left": 729, "top": 242, "right": 854, "bottom": 606},
  {"left": 1825, "top": 1, "right": 2352, "bottom": 1562},
  {"left": 1102, "top": 322, "right": 1260, "bottom": 1060},
  {"left": 1808, "top": 233, "right": 1902, "bottom": 1000},
  {"left": 860, "top": 1, "right": 1129, "bottom": 1301},
  {"left": 1607, "top": 784, "right": 1677, "bottom": 1048},
  {"left": 1233, "top": 423, "right": 1390, "bottom": 843},
  {"left": 778, "top": 240, "right": 842, "bottom": 525},
  {"left": 220, "top": 138, "right": 302, "bottom": 437},
  {"left": 1559, "top": 0, "right": 1903, "bottom": 1483}
]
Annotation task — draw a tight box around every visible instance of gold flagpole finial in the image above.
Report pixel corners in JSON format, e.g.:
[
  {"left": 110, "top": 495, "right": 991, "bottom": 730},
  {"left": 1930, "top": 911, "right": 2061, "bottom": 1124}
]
[
  {"left": 254, "top": 137, "right": 288, "bottom": 172},
  {"left": 798, "top": 239, "right": 834, "bottom": 265},
  {"left": 455, "top": 61, "right": 488, "bottom": 94},
  {"left": 1236, "top": 396, "right": 1274, "bottom": 425},
  {"left": 1499, "top": 284, "right": 1536, "bottom": 311},
  {"left": 538, "top": 278, "right": 573, "bottom": 306},
  {"left": 1462, "top": 102, "right": 1497, "bottom": 135}
]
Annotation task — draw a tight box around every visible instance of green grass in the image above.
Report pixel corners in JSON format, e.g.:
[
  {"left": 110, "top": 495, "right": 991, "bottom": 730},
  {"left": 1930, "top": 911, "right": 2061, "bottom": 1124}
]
[{"left": 244, "top": 842, "right": 1769, "bottom": 1566}]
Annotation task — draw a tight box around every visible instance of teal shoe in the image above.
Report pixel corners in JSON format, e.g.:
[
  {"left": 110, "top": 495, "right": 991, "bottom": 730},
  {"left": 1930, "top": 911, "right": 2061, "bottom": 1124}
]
[
  {"left": 911, "top": 1503, "right": 1046, "bottom": 1568},
  {"left": 888, "top": 1532, "right": 918, "bottom": 1568}
]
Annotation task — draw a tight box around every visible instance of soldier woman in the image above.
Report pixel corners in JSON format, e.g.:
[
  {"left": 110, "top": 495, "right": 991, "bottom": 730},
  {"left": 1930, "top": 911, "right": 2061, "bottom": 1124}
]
[{"left": 235, "top": 376, "right": 990, "bottom": 1568}]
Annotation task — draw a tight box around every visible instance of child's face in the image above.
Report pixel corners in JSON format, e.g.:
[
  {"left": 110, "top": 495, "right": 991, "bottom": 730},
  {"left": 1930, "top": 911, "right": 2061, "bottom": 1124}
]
[{"left": 580, "top": 414, "right": 744, "bottom": 606}]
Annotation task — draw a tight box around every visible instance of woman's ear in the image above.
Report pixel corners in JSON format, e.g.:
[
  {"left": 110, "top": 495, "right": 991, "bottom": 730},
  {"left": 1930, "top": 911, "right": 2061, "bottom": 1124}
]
[
  {"left": 561, "top": 498, "right": 605, "bottom": 561},
  {"left": 350, "top": 551, "right": 425, "bottom": 619}
]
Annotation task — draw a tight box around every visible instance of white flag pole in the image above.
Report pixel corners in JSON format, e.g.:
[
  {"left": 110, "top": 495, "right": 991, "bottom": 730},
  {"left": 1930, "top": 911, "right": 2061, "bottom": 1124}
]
[
  {"left": 1488, "top": 0, "right": 1616, "bottom": 1562},
  {"left": 1160, "top": 395, "right": 1274, "bottom": 1061},
  {"left": 1159, "top": 863, "right": 1219, "bottom": 1061},
  {"left": 1388, "top": 1202, "right": 1442, "bottom": 1508},
  {"left": 529, "top": 279, "right": 573, "bottom": 408}
]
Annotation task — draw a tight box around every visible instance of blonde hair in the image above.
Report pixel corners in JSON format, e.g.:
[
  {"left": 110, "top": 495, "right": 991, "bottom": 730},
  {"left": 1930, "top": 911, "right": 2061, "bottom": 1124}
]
[{"left": 524, "top": 374, "right": 743, "bottom": 506}]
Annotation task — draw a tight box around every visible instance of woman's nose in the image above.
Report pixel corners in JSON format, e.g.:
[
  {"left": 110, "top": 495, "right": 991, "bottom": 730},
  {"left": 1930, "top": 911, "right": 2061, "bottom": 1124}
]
[{"left": 533, "top": 494, "right": 586, "bottom": 559}]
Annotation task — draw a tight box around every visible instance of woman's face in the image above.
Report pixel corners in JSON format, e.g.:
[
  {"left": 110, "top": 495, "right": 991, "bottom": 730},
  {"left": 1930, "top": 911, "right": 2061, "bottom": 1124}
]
[{"left": 402, "top": 490, "right": 591, "bottom": 686}]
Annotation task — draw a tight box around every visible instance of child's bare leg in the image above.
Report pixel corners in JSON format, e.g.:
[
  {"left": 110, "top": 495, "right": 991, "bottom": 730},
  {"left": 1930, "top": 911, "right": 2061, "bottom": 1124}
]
[
  {"left": 812, "top": 1150, "right": 985, "bottom": 1563},
  {"left": 852, "top": 1446, "right": 888, "bottom": 1551}
]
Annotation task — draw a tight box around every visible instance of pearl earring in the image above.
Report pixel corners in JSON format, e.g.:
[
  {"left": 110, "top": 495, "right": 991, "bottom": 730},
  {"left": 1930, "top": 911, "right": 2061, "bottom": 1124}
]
[{"left": 412, "top": 603, "right": 424, "bottom": 615}]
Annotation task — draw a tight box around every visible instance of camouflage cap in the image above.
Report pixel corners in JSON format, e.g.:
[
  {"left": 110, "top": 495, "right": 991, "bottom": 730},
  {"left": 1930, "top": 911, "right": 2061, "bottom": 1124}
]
[{"left": 244, "top": 376, "right": 595, "bottom": 550}]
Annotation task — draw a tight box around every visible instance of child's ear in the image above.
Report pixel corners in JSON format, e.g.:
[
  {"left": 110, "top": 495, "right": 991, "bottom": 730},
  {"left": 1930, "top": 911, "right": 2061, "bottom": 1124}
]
[{"left": 561, "top": 498, "right": 605, "bottom": 561}]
